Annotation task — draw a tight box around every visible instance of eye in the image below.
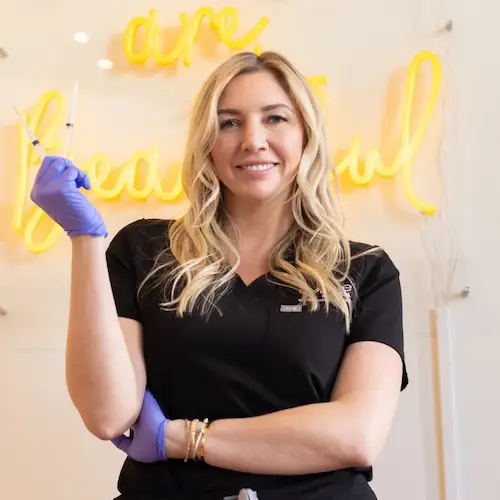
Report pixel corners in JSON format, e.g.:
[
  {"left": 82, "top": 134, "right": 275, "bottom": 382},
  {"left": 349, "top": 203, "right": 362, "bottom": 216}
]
[
  {"left": 267, "top": 114, "right": 288, "bottom": 124},
  {"left": 219, "top": 119, "right": 238, "bottom": 130}
]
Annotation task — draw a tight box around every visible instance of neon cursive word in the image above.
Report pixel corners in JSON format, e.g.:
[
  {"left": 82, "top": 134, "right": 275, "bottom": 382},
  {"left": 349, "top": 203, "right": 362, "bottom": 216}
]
[
  {"left": 333, "top": 50, "right": 442, "bottom": 216},
  {"left": 12, "top": 50, "right": 441, "bottom": 254},
  {"left": 123, "top": 6, "right": 268, "bottom": 67}
]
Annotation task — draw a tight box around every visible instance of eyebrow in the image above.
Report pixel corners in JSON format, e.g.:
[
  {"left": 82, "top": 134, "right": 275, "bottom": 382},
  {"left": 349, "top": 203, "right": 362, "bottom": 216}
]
[{"left": 217, "top": 103, "right": 293, "bottom": 115}]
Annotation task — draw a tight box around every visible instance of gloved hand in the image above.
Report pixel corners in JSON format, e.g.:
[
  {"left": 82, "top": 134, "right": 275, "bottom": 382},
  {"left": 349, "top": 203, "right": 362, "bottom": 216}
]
[
  {"left": 30, "top": 155, "right": 107, "bottom": 237},
  {"left": 111, "top": 390, "right": 169, "bottom": 463}
]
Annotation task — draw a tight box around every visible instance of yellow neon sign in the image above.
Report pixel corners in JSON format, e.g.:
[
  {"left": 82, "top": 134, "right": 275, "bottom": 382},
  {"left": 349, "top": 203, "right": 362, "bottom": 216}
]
[
  {"left": 12, "top": 50, "right": 442, "bottom": 254},
  {"left": 123, "top": 6, "right": 268, "bottom": 66},
  {"left": 334, "top": 50, "right": 442, "bottom": 216}
]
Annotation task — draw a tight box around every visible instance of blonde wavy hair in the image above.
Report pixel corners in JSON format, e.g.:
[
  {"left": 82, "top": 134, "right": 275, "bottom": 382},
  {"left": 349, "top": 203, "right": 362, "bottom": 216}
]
[{"left": 140, "top": 51, "right": 360, "bottom": 329}]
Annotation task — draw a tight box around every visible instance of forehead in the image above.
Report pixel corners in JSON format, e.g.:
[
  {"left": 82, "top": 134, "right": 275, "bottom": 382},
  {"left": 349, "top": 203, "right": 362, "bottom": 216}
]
[{"left": 218, "top": 70, "right": 293, "bottom": 110}]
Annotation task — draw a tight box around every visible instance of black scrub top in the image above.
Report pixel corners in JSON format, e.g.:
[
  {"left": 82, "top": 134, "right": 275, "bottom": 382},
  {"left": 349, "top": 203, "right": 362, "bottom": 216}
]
[{"left": 106, "top": 218, "right": 408, "bottom": 500}]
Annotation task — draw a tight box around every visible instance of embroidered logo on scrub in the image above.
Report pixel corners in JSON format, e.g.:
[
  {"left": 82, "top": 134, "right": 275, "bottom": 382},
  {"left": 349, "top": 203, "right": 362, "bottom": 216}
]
[{"left": 342, "top": 283, "right": 353, "bottom": 299}]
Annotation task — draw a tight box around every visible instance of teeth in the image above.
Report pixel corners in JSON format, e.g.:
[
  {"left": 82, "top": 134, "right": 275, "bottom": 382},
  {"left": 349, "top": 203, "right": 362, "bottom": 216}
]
[{"left": 241, "top": 163, "right": 275, "bottom": 171}]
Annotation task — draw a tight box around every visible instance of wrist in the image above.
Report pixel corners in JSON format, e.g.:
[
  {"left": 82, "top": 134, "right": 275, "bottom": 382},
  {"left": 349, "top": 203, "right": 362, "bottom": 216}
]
[
  {"left": 164, "top": 419, "right": 187, "bottom": 459},
  {"left": 70, "top": 234, "right": 107, "bottom": 253},
  {"left": 67, "top": 227, "right": 108, "bottom": 238},
  {"left": 69, "top": 234, "right": 105, "bottom": 241},
  {"left": 164, "top": 419, "right": 210, "bottom": 461}
]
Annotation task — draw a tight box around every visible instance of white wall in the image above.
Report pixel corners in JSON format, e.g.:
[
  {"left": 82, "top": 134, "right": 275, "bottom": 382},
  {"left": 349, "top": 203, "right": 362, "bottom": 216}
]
[
  {"left": 0, "top": 1, "right": 498, "bottom": 499},
  {"left": 443, "top": 1, "right": 500, "bottom": 499}
]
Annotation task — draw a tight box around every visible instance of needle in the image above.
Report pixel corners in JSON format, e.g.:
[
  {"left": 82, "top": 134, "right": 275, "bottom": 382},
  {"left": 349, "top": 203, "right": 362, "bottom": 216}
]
[
  {"left": 63, "top": 79, "right": 79, "bottom": 157},
  {"left": 13, "top": 105, "right": 46, "bottom": 159}
]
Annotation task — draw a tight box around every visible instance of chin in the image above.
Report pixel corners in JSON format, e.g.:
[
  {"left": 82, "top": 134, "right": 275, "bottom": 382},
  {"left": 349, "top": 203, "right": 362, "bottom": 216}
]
[{"left": 236, "top": 187, "right": 284, "bottom": 202}]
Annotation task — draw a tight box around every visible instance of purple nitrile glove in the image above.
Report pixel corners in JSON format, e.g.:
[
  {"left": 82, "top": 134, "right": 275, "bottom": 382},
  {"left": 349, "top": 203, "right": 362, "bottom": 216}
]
[
  {"left": 111, "top": 390, "right": 169, "bottom": 463},
  {"left": 30, "top": 155, "right": 107, "bottom": 237}
]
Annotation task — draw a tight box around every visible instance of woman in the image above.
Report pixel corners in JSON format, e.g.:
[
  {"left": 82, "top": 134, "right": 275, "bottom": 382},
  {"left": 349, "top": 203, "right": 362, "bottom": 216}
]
[{"left": 31, "top": 51, "right": 408, "bottom": 500}]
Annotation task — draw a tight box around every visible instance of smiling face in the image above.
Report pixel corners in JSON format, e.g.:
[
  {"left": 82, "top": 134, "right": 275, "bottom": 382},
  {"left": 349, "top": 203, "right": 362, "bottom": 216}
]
[{"left": 210, "top": 70, "right": 305, "bottom": 205}]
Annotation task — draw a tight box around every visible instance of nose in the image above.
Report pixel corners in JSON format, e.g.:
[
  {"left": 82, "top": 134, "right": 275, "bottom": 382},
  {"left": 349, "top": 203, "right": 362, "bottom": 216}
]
[{"left": 240, "top": 118, "right": 268, "bottom": 153}]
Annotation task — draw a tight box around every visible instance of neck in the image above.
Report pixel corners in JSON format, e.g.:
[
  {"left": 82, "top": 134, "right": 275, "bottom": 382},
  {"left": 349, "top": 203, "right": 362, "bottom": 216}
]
[{"left": 223, "top": 196, "right": 294, "bottom": 257}]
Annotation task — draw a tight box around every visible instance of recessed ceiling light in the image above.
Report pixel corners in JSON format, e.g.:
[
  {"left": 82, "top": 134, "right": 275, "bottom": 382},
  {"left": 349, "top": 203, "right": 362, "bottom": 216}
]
[
  {"left": 74, "top": 32, "right": 90, "bottom": 44},
  {"left": 97, "top": 58, "right": 113, "bottom": 70}
]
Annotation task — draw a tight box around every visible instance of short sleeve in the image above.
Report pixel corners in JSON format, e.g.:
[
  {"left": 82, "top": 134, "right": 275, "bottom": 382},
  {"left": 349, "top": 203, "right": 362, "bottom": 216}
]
[
  {"left": 105, "top": 222, "right": 142, "bottom": 322},
  {"left": 348, "top": 249, "right": 409, "bottom": 391}
]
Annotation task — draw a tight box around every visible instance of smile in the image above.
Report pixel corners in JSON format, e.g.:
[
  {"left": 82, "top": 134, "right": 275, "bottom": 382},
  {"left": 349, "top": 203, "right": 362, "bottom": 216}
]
[{"left": 237, "top": 163, "right": 278, "bottom": 172}]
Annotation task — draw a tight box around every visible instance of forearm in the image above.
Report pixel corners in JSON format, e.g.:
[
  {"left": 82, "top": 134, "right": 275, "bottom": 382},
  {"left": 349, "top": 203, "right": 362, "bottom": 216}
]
[
  {"left": 66, "top": 235, "right": 139, "bottom": 439},
  {"left": 166, "top": 402, "right": 371, "bottom": 475}
]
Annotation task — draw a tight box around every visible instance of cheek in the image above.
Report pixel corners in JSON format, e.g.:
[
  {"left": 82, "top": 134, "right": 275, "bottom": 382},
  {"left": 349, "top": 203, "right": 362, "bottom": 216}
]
[
  {"left": 279, "top": 130, "right": 304, "bottom": 164},
  {"left": 211, "top": 138, "right": 234, "bottom": 173}
]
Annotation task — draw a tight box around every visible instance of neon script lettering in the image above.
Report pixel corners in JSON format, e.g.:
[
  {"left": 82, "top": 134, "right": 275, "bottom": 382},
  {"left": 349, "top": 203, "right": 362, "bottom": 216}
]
[
  {"left": 123, "top": 6, "right": 268, "bottom": 67},
  {"left": 333, "top": 50, "right": 442, "bottom": 216}
]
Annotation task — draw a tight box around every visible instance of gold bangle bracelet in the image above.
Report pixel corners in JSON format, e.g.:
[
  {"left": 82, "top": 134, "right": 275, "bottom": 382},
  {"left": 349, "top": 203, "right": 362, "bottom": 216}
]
[
  {"left": 183, "top": 419, "right": 191, "bottom": 462},
  {"left": 193, "top": 418, "right": 209, "bottom": 461},
  {"left": 189, "top": 419, "right": 199, "bottom": 460},
  {"left": 198, "top": 421, "right": 211, "bottom": 461}
]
